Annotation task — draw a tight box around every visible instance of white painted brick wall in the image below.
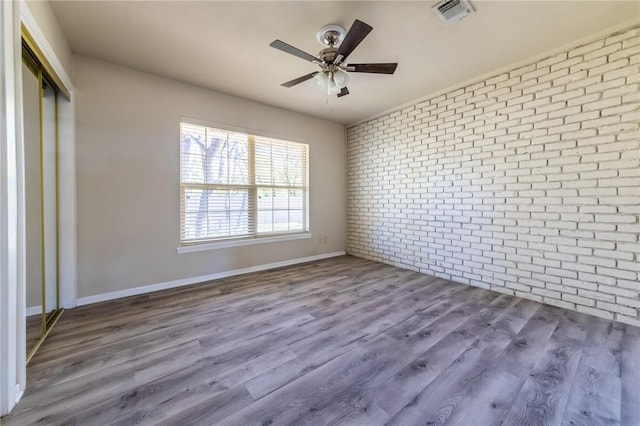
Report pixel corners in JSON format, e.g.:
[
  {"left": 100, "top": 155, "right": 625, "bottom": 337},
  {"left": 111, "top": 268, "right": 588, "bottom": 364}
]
[{"left": 347, "top": 26, "right": 640, "bottom": 327}]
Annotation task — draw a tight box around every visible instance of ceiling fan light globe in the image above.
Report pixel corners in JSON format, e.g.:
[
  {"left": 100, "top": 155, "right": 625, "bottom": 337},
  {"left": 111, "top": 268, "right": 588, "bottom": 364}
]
[
  {"left": 334, "top": 70, "right": 349, "bottom": 88},
  {"left": 315, "top": 71, "right": 329, "bottom": 87},
  {"left": 328, "top": 80, "right": 341, "bottom": 95}
]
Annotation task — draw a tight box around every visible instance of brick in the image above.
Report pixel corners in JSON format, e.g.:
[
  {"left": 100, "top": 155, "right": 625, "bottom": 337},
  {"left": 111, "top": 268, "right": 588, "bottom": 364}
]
[
  {"left": 617, "top": 260, "right": 640, "bottom": 273},
  {"left": 563, "top": 293, "right": 596, "bottom": 307},
  {"left": 570, "top": 56, "right": 607, "bottom": 74},
  {"left": 562, "top": 278, "right": 597, "bottom": 291},
  {"left": 551, "top": 89, "right": 585, "bottom": 102},
  {"left": 596, "top": 301, "right": 637, "bottom": 316},
  {"left": 551, "top": 56, "right": 583, "bottom": 72},
  {"left": 617, "top": 297, "right": 640, "bottom": 309},
  {"left": 596, "top": 266, "right": 637, "bottom": 281},
  {"left": 595, "top": 214, "right": 637, "bottom": 224},
  {"left": 487, "top": 73, "right": 509, "bottom": 85},
  {"left": 618, "top": 278, "right": 640, "bottom": 292},
  {"left": 539, "top": 68, "right": 570, "bottom": 84},
  {"left": 623, "top": 34, "right": 640, "bottom": 48},
  {"left": 598, "top": 140, "right": 640, "bottom": 153},
  {"left": 538, "top": 52, "right": 569, "bottom": 68},
  {"left": 617, "top": 315, "right": 640, "bottom": 327},
  {"left": 544, "top": 298, "right": 575, "bottom": 310},
  {"left": 576, "top": 305, "right": 614, "bottom": 320},
  {"left": 582, "top": 116, "right": 623, "bottom": 130},
  {"left": 593, "top": 248, "right": 636, "bottom": 261},
  {"left": 510, "top": 64, "right": 536, "bottom": 77},
  {"left": 516, "top": 291, "right": 543, "bottom": 302},
  {"left": 599, "top": 284, "right": 639, "bottom": 299},
  {"left": 585, "top": 43, "right": 623, "bottom": 61},
  {"left": 588, "top": 58, "right": 630, "bottom": 77},
  {"left": 346, "top": 26, "right": 640, "bottom": 324},
  {"left": 599, "top": 81, "right": 638, "bottom": 97},
  {"left": 569, "top": 40, "right": 605, "bottom": 58},
  {"left": 606, "top": 28, "right": 640, "bottom": 45},
  {"left": 604, "top": 65, "right": 640, "bottom": 81},
  {"left": 565, "top": 75, "right": 601, "bottom": 90},
  {"left": 610, "top": 45, "right": 640, "bottom": 61},
  {"left": 583, "top": 97, "right": 622, "bottom": 111},
  {"left": 561, "top": 129, "right": 599, "bottom": 141}
]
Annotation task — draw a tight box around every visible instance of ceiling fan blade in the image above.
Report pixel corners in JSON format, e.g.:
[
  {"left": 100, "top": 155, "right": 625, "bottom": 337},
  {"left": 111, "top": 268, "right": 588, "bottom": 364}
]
[
  {"left": 281, "top": 72, "right": 319, "bottom": 88},
  {"left": 337, "top": 87, "right": 349, "bottom": 98},
  {"left": 347, "top": 63, "right": 398, "bottom": 74},
  {"left": 334, "top": 19, "right": 373, "bottom": 64},
  {"left": 270, "top": 40, "right": 320, "bottom": 63}
]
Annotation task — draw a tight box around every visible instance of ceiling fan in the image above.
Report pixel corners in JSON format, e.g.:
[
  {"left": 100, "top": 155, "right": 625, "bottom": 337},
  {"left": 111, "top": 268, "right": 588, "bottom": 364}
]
[{"left": 269, "top": 19, "right": 398, "bottom": 98}]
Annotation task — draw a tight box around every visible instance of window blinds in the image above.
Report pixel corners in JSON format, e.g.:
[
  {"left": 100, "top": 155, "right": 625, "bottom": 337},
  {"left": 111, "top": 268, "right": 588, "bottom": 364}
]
[{"left": 180, "top": 122, "right": 308, "bottom": 245}]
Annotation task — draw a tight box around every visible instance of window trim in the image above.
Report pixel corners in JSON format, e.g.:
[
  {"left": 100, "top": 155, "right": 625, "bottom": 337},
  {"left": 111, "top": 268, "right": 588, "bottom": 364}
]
[
  {"left": 179, "top": 118, "right": 310, "bottom": 248},
  {"left": 176, "top": 232, "right": 312, "bottom": 254}
]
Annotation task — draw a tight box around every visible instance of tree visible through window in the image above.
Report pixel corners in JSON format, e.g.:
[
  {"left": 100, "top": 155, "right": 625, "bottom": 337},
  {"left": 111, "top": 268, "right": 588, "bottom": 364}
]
[{"left": 180, "top": 122, "right": 309, "bottom": 245}]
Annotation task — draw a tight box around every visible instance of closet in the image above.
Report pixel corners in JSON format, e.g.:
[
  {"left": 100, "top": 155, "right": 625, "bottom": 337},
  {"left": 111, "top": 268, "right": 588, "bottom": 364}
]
[{"left": 22, "top": 29, "right": 68, "bottom": 363}]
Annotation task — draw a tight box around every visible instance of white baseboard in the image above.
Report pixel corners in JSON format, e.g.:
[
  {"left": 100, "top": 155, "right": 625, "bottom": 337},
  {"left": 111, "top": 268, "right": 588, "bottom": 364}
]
[
  {"left": 25, "top": 306, "right": 42, "bottom": 317},
  {"left": 76, "top": 251, "right": 346, "bottom": 307}
]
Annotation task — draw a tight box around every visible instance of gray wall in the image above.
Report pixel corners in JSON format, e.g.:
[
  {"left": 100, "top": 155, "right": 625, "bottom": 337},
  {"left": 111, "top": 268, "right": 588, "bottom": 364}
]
[
  {"left": 347, "top": 26, "right": 640, "bottom": 326},
  {"left": 74, "top": 55, "right": 346, "bottom": 298}
]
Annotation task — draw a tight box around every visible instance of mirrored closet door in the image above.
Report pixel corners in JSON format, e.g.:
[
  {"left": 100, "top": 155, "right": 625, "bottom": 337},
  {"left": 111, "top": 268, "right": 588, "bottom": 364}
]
[{"left": 23, "top": 39, "right": 65, "bottom": 363}]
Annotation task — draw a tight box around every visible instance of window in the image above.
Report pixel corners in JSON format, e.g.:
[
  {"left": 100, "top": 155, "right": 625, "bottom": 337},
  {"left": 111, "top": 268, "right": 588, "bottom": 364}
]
[{"left": 180, "top": 122, "right": 309, "bottom": 246}]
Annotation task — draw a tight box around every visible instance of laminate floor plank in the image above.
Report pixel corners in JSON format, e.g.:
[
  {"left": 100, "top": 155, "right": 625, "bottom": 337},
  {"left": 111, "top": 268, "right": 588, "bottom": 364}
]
[
  {"left": 501, "top": 308, "right": 590, "bottom": 426},
  {"left": 369, "top": 293, "right": 509, "bottom": 417},
  {"left": 287, "top": 280, "right": 463, "bottom": 359},
  {"left": 13, "top": 340, "right": 204, "bottom": 423},
  {"left": 216, "top": 334, "right": 401, "bottom": 426},
  {"left": 494, "top": 304, "right": 564, "bottom": 380},
  {"left": 137, "top": 383, "right": 254, "bottom": 426},
  {"left": 386, "top": 340, "right": 504, "bottom": 425},
  {"left": 621, "top": 323, "right": 640, "bottom": 426},
  {"left": 561, "top": 318, "right": 624, "bottom": 426},
  {"left": 385, "top": 296, "right": 540, "bottom": 425},
  {"left": 26, "top": 314, "right": 42, "bottom": 355},
  {"left": 23, "top": 360, "right": 222, "bottom": 426},
  {"left": 3, "top": 255, "right": 638, "bottom": 426}
]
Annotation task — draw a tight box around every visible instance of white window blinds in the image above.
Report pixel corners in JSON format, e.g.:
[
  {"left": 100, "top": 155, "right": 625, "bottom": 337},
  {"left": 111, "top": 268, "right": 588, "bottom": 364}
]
[{"left": 180, "top": 122, "right": 308, "bottom": 245}]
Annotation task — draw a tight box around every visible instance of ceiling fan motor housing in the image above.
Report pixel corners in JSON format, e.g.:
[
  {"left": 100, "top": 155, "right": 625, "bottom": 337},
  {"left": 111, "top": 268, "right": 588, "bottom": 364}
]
[{"left": 320, "top": 47, "right": 338, "bottom": 64}]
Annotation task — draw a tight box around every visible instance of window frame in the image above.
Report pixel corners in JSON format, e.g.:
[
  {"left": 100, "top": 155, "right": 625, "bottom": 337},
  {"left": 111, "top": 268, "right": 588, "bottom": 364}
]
[{"left": 178, "top": 119, "right": 310, "bottom": 250}]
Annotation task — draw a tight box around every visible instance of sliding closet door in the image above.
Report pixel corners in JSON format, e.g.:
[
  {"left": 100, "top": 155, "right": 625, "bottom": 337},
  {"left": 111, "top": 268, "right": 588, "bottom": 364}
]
[{"left": 23, "top": 59, "right": 44, "bottom": 354}]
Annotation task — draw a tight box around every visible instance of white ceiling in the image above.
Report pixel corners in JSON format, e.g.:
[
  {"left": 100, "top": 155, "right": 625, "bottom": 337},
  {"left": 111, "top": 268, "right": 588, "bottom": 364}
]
[{"left": 49, "top": 1, "right": 639, "bottom": 125}]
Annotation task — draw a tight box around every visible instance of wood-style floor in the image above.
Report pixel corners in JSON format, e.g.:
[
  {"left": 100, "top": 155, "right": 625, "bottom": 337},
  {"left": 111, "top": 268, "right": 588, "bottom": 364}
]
[
  {"left": 3, "top": 256, "right": 640, "bottom": 425},
  {"left": 26, "top": 314, "right": 42, "bottom": 356}
]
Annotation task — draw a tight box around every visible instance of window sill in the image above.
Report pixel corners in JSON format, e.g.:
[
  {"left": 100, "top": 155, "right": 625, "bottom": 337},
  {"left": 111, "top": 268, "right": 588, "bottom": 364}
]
[{"left": 176, "top": 232, "right": 312, "bottom": 254}]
